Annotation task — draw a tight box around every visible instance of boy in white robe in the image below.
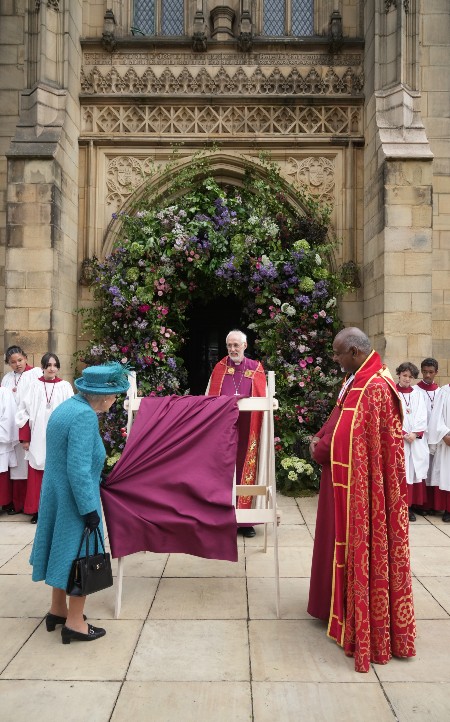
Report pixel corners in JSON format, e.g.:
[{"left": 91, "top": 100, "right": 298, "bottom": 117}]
[
  {"left": 396, "top": 362, "right": 429, "bottom": 522},
  {"left": 428, "top": 382, "right": 450, "bottom": 522},
  {"left": 415, "top": 357, "right": 441, "bottom": 515}
]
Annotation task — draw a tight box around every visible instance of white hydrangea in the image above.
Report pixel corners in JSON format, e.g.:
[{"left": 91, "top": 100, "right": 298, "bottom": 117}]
[{"left": 315, "top": 253, "right": 322, "bottom": 265}]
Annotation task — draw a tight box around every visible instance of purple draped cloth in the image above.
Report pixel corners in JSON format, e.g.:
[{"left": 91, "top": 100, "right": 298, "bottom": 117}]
[{"left": 101, "top": 395, "right": 240, "bottom": 562}]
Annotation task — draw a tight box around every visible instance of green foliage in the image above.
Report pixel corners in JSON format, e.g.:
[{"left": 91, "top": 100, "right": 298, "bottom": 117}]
[{"left": 77, "top": 151, "right": 353, "bottom": 493}]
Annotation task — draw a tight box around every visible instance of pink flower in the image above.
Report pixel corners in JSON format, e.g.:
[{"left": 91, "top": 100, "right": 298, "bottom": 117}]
[
  {"left": 164, "top": 332, "right": 170, "bottom": 338},
  {"left": 161, "top": 308, "right": 168, "bottom": 315},
  {"left": 159, "top": 278, "right": 165, "bottom": 284},
  {"left": 299, "top": 360, "right": 307, "bottom": 368},
  {"left": 158, "top": 290, "right": 163, "bottom": 296},
  {"left": 306, "top": 356, "right": 313, "bottom": 363},
  {"left": 120, "top": 346, "right": 129, "bottom": 353},
  {"left": 297, "top": 416, "right": 304, "bottom": 423},
  {"left": 319, "top": 310, "right": 327, "bottom": 318},
  {"left": 313, "top": 313, "right": 319, "bottom": 320},
  {"left": 257, "top": 308, "right": 263, "bottom": 315},
  {"left": 138, "top": 304, "right": 150, "bottom": 313},
  {"left": 121, "top": 357, "right": 128, "bottom": 364},
  {"left": 187, "top": 257, "right": 193, "bottom": 262},
  {"left": 299, "top": 381, "right": 305, "bottom": 387}
]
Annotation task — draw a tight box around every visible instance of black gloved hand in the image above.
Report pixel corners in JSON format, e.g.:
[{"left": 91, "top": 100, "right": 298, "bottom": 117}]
[{"left": 84, "top": 510, "right": 100, "bottom": 531}]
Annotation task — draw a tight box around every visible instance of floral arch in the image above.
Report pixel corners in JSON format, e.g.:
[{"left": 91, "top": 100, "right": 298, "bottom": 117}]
[{"left": 79, "top": 151, "right": 349, "bottom": 493}]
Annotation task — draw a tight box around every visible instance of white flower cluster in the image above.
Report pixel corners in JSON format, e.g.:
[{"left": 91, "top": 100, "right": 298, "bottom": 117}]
[{"left": 280, "top": 456, "right": 314, "bottom": 481}]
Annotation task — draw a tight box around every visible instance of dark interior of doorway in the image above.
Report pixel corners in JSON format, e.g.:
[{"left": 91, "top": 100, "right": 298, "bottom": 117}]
[{"left": 182, "top": 296, "right": 257, "bottom": 394}]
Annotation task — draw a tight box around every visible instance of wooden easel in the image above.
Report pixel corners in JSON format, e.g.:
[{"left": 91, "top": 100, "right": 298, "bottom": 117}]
[{"left": 113, "top": 371, "right": 280, "bottom": 619}]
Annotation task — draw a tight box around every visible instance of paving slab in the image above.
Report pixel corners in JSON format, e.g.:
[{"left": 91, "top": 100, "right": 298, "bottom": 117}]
[
  {"left": 408, "top": 523, "right": 450, "bottom": 546},
  {"left": 0, "top": 544, "right": 26, "bottom": 568},
  {"left": 243, "top": 523, "right": 313, "bottom": 548},
  {"left": 149, "top": 577, "right": 247, "bottom": 619},
  {"left": 249, "top": 620, "right": 376, "bottom": 682},
  {"left": 410, "top": 547, "right": 450, "bottom": 576},
  {"left": 87, "top": 576, "right": 159, "bottom": 620},
  {"left": 0, "top": 575, "right": 49, "bottom": 617},
  {"left": 164, "top": 550, "right": 245, "bottom": 577},
  {"left": 0, "top": 680, "right": 121, "bottom": 722},
  {"left": 0, "top": 522, "right": 36, "bottom": 545},
  {"left": 245, "top": 546, "right": 312, "bottom": 577},
  {"left": 247, "top": 577, "right": 311, "bottom": 620},
  {"left": 252, "top": 682, "right": 395, "bottom": 721},
  {"left": 412, "top": 577, "right": 450, "bottom": 619},
  {"left": 0, "top": 618, "right": 41, "bottom": 672},
  {"left": 382, "top": 682, "right": 450, "bottom": 722},
  {"left": 112, "top": 681, "right": 252, "bottom": 721},
  {"left": 111, "top": 551, "right": 168, "bottom": 577},
  {"left": 127, "top": 619, "right": 249, "bottom": 682},
  {"left": 415, "top": 576, "right": 450, "bottom": 616},
  {"left": 1, "top": 619, "right": 143, "bottom": 681},
  {"left": 375, "top": 619, "right": 450, "bottom": 682}
]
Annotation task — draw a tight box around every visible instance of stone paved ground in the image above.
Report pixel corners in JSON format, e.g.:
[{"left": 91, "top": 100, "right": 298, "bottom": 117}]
[{"left": 1, "top": 495, "right": 450, "bottom": 722}]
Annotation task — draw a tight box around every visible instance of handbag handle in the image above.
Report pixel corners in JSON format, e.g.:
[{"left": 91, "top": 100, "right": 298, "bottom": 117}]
[{"left": 75, "top": 526, "right": 107, "bottom": 565}]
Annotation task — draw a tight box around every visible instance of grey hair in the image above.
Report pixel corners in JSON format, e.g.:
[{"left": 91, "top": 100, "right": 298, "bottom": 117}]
[
  {"left": 226, "top": 329, "right": 247, "bottom": 344},
  {"left": 336, "top": 328, "right": 372, "bottom": 355}
]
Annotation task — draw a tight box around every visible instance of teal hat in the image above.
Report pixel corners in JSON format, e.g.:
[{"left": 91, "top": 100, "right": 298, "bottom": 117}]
[{"left": 74, "top": 362, "right": 130, "bottom": 396}]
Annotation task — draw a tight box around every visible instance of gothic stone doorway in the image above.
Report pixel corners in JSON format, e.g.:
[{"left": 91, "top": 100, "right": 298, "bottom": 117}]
[{"left": 182, "top": 296, "right": 257, "bottom": 394}]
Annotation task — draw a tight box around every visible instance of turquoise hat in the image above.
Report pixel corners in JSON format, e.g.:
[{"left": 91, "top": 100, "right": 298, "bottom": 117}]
[{"left": 74, "top": 362, "right": 130, "bottom": 396}]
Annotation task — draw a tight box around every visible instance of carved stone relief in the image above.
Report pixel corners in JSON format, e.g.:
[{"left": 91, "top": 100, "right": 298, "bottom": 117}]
[
  {"left": 286, "top": 157, "right": 335, "bottom": 204},
  {"left": 106, "top": 156, "right": 157, "bottom": 214},
  {"left": 81, "top": 65, "right": 364, "bottom": 97},
  {"left": 82, "top": 104, "right": 363, "bottom": 136}
]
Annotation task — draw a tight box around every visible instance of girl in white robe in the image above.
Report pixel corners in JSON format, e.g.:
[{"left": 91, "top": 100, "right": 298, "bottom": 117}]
[
  {"left": 396, "top": 362, "right": 429, "bottom": 522},
  {"left": 16, "top": 353, "right": 73, "bottom": 522},
  {"left": 427, "top": 383, "right": 450, "bottom": 522},
  {"left": 1, "top": 345, "right": 42, "bottom": 513}
]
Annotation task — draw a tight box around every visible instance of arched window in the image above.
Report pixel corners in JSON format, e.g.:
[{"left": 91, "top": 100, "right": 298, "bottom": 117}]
[
  {"left": 133, "top": 0, "right": 184, "bottom": 36},
  {"left": 263, "top": 0, "right": 314, "bottom": 37}
]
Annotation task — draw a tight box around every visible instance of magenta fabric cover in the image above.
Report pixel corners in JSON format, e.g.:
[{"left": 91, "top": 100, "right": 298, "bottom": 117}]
[{"left": 101, "top": 395, "right": 240, "bottom": 562}]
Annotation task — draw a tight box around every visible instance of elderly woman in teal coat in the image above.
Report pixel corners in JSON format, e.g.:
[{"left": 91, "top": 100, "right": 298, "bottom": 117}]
[{"left": 30, "top": 363, "right": 129, "bottom": 644}]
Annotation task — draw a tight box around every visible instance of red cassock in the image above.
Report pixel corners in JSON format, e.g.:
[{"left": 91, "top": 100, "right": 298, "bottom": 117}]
[
  {"left": 309, "top": 351, "right": 416, "bottom": 672},
  {"left": 207, "top": 356, "right": 266, "bottom": 510}
]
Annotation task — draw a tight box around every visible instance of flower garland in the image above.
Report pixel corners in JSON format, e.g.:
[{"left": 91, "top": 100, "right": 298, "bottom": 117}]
[{"left": 77, "top": 153, "right": 351, "bottom": 493}]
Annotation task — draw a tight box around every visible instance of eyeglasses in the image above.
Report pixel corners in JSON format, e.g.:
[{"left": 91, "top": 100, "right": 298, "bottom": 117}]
[{"left": 226, "top": 343, "right": 243, "bottom": 349}]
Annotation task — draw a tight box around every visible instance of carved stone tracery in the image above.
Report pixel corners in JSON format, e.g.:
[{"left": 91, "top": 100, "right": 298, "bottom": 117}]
[
  {"left": 81, "top": 65, "right": 364, "bottom": 97},
  {"left": 82, "top": 104, "right": 363, "bottom": 137}
]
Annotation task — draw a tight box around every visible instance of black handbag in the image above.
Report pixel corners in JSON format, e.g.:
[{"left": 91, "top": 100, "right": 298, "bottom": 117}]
[{"left": 66, "top": 526, "right": 113, "bottom": 596}]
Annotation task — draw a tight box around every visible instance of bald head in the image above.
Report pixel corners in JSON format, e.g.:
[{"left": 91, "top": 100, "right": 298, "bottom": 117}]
[{"left": 333, "top": 327, "right": 373, "bottom": 374}]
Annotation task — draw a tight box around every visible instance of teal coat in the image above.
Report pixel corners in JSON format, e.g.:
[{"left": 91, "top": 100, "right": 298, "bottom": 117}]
[{"left": 30, "top": 394, "right": 106, "bottom": 589}]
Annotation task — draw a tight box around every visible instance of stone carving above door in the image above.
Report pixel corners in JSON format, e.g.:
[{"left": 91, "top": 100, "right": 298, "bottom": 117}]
[
  {"left": 286, "top": 156, "right": 335, "bottom": 204},
  {"left": 82, "top": 104, "right": 363, "bottom": 136},
  {"left": 106, "top": 156, "right": 157, "bottom": 214},
  {"left": 81, "top": 64, "right": 364, "bottom": 97}
]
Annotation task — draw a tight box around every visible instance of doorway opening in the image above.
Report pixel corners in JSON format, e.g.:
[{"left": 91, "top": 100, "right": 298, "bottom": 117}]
[{"left": 182, "top": 295, "right": 257, "bottom": 394}]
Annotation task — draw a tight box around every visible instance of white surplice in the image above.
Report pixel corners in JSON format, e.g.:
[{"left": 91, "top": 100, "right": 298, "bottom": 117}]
[
  {"left": 15, "top": 377, "right": 74, "bottom": 470},
  {"left": 398, "top": 385, "right": 429, "bottom": 484},
  {"left": 0, "top": 387, "right": 19, "bottom": 473},
  {"left": 2, "top": 366, "right": 43, "bottom": 478},
  {"left": 428, "top": 384, "right": 450, "bottom": 492}
]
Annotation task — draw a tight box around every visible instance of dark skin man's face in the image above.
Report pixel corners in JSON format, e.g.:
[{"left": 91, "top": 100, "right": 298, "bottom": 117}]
[{"left": 421, "top": 366, "right": 437, "bottom": 385}]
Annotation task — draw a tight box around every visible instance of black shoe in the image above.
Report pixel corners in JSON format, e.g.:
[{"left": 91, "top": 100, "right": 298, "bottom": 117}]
[
  {"left": 46, "top": 612, "right": 86, "bottom": 632},
  {"left": 242, "top": 526, "right": 256, "bottom": 538},
  {"left": 408, "top": 510, "right": 416, "bottom": 522},
  {"left": 30, "top": 513, "right": 38, "bottom": 524},
  {"left": 443, "top": 511, "right": 450, "bottom": 523},
  {"left": 61, "top": 624, "right": 106, "bottom": 644},
  {"left": 413, "top": 507, "right": 428, "bottom": 516},
  {"left": 2, "top": 504, "right": 14, "bottom": 513},
  {"left": 7, "top": 508, "right": 23, "bottom": 515}
]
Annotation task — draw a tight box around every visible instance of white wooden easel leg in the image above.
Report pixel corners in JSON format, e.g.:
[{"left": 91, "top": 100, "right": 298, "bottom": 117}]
[{"left": 114, "top": 557, "right": 124, "bottom": 619}]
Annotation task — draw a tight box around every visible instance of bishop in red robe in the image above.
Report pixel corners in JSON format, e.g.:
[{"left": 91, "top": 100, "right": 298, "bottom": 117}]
[
  {"left": 207, "top": 329, "right": 266, "bottom": 537},
  {"left": 308, "top": 327, "right": 416, "bottom": 673}
]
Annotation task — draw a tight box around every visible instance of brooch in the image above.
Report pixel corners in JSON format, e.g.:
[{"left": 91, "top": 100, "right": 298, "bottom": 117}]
[
  {"left": 226, "top": 367, "right": 235, "bottom": 375},
  {"left": 244, "top": 370, "right": 254, "bottom": 378}
]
